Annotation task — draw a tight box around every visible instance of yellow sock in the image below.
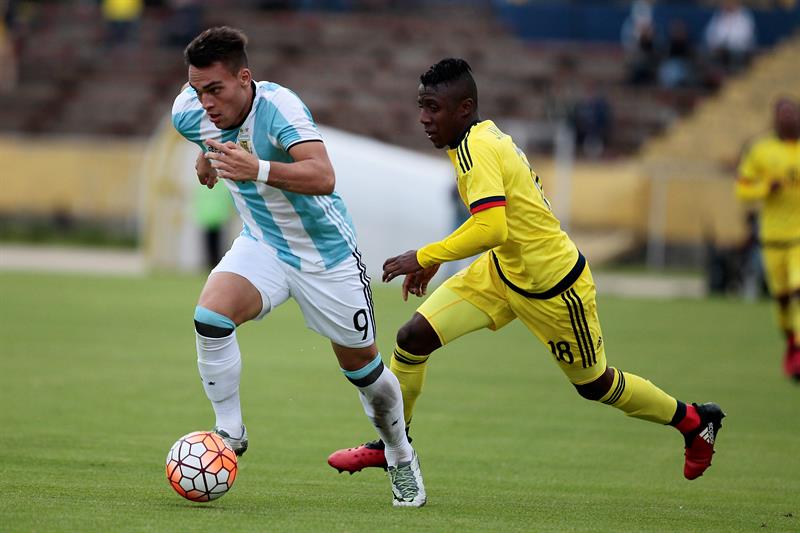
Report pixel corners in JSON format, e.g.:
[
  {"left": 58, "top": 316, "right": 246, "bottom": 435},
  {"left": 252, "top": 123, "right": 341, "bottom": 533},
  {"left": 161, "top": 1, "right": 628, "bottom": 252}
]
[
  {"left": 776, "top": 298, "right": 792, "bottom": 334},
  {"left": 599, "top": 367, "right": 678, "bottom": 424},
  {"left": 390, "top": 346, "right": 429, "bottom": 426}
]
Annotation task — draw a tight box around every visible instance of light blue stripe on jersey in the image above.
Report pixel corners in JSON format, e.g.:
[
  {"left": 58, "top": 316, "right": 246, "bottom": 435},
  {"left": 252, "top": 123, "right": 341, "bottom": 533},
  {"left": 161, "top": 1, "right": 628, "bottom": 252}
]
[
  {"left": 341, "top": 353, "right": 382, "bottom": 379},
  {"left": 252, "top": 105, "right": 355, "bottom": 269},
  {"left": 194, "top": 306, "right": 236, "bottom": 330},
  {"left": 234, "top": 181, "right": 302, "bottom": 269},
  {"left": 282, "top": 192, "right": 355, "bottom": 269}
]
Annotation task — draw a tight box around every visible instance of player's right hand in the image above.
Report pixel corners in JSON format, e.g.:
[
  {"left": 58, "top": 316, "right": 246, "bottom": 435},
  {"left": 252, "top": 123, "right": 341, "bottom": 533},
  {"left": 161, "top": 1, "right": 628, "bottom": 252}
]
[
  {"left": 196, "top": 151, "right": 217, "bottom": 189},
  {"left": 401, "top": 264, "right": 440, "bottom": 301}
]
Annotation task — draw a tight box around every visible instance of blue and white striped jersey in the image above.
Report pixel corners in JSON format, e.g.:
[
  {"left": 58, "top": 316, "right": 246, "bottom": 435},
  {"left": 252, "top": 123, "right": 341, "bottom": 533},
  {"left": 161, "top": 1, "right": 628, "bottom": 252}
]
[{"left": 172, "top": 81, "right": 357, "bottom": 272}]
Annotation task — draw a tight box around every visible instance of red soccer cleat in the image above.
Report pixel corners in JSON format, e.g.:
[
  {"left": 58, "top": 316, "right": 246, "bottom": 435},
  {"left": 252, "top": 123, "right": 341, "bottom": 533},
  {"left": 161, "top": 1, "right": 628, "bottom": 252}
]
[
  {"left": 328, "top": 439, "right": 388, "bottom": 473},
  {"left": 683, "top": 402, "right": 726, "bottom": 480},
  {"left": 787, "top": 349, "right": 800, "bottom": 382}
]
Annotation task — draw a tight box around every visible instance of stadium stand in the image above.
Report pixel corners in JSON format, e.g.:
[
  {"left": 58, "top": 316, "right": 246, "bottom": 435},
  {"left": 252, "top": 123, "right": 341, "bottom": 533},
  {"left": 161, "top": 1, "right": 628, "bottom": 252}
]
[{"left": 1, "top": 2, "right": 724, "bottom": 157}]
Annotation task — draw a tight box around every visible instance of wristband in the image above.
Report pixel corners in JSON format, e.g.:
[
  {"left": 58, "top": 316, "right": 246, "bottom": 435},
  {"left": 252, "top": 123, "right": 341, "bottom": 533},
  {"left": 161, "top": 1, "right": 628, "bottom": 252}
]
[{"left": 256, "top": 160, "right": 271, "bottom": 184}]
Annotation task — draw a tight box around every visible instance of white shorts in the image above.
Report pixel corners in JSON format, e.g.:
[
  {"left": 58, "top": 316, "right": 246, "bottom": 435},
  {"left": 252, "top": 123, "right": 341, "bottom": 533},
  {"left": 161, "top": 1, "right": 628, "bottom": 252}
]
[{"left": 211, "top": 235, "right": 376, "bottom": 348}]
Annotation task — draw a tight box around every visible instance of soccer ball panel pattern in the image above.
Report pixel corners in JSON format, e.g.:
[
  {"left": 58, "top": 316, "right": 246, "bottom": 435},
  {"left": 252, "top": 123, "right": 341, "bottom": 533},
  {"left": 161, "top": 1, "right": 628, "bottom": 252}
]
[{"left": 165, "top": 431, "right": 238, "bottom": 502}]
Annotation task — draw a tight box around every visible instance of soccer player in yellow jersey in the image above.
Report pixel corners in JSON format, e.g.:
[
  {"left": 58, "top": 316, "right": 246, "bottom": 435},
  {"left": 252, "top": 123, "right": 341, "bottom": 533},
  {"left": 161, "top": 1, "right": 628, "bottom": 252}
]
[
  {"left": 328, "top": 58, "right": 725, "bottom": 486},
  {"left": 735, "top": 97, "right": 800, "bottom": 379}
]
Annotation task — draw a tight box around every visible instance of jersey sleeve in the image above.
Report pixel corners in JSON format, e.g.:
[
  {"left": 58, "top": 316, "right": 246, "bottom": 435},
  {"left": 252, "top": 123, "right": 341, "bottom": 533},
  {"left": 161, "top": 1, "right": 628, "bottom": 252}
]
[
  {"left": 735, "top": 141, "right": 769, "bottom": 201},
  {"left": 171, "top": 87, "right": 206, "bottom": 150},
  {"left": 270, "top": 87, "right": 323, "bottom": 152},
  {"left": 460, "top": 136, "right": 507, "bottom": 215},
  {"left": 417, "top": 206, "right": 508, "bottom": 267}
]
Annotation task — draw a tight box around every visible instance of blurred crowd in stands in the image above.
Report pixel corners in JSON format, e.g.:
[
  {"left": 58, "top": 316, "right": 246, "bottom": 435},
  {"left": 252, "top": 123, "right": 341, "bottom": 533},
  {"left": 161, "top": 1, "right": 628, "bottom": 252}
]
[
  {"left": 0, "top": 0, "right": 796, "bottom": 160},
  {"left": 623, "top": 0, "right": 761, "bottom": 89}
]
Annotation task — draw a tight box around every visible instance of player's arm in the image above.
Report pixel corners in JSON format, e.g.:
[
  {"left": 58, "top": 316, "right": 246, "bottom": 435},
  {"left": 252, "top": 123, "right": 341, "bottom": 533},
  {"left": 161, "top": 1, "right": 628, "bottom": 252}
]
[
  {"left": 735, "top": 143, "right": 769, "bottom": 200},
  {"left": 735, "top": 174, "right": 770, "bottom": 201},
  {"left": 203, "top": 138, "right": 335, "bottom": 195},
  {"left": 382, "top": 207, "right": 507, "bottom": 283},
  {"left": 416, "top": 206, "right": 508, "bottom": 267}
]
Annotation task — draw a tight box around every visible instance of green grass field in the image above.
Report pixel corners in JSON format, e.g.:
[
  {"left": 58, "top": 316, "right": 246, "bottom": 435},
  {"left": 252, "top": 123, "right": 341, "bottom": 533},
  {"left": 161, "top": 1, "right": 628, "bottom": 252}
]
[{"left": 1, "top": 271, "right": 798, "bottom": 532}]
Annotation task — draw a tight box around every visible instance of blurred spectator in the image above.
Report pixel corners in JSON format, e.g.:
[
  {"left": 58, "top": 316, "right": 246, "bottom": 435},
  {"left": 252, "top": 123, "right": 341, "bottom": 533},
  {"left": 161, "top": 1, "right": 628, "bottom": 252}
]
[
  {"left": 658, "top": 19, "right": 696, "bottom": 88},
  {"left": 0, "top": 0, "right": 18, "bottom": 93},
  {"left": 193, "top": 181, "right": 233, "bottom": 271},
  {"left": 622, "top": 0, "right": 660, "bottom": 85},
  {"left": 102, "top": 0, "right": 143, "bottom": 49},
  {"left": 570, "top": 83, "right": 612, "bottom": 159},
  {"left": 164, "top": 0, "right": 204, "bottom": 48},
  {"left": 704, "top": 0, "right": 756, "bottom": 74}
]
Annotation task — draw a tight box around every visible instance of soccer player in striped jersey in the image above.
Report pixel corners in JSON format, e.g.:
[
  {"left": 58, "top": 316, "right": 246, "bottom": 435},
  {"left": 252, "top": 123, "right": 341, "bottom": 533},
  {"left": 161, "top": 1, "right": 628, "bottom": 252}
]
[
  {"left": 328, "top": 58, "right": 725, "bottom": 485},
  {"left": 736, "top": 97, "right": 800, "bottom": 379},
  {"left": 172, "top": 27, "right": 424, "bottom": 507}
]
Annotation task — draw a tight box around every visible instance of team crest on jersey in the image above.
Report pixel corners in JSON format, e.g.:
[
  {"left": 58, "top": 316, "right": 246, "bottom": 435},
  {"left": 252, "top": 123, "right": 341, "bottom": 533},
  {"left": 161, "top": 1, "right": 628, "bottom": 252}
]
[{"left": 238, "top": 128, "right": 252, "bottom": 153}]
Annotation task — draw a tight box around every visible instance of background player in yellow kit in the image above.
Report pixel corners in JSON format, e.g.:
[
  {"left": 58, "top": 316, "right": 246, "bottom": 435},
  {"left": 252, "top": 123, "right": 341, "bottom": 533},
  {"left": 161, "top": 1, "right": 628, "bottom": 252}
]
[
  {"left": 329, "top": 58, "right": 725, "bottom": 484},
  {"left": 736, "top": 97, "right": 800, "bottom": 379}
]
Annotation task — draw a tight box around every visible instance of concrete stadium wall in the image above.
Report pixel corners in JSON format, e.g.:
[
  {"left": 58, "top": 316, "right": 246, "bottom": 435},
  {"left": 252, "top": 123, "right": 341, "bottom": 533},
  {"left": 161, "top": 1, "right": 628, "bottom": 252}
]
[{"left": 6, "top": 131, "right": 740, "bottom": 269}]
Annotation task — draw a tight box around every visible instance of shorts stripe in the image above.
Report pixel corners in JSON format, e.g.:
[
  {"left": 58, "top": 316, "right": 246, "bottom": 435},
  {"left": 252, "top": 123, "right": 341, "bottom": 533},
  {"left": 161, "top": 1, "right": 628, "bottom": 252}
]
[
  {"left": 569, "top": 288, "right": 597, "bottom": 366},
  {"left": 602, "top": 369, "right": 626, "bottom": 405},
  {"left": 561, "top": 292, "right": 588, "bottom": 368},
  {"left": 352, "top": 250, "right": 376, "bottom": 337}
]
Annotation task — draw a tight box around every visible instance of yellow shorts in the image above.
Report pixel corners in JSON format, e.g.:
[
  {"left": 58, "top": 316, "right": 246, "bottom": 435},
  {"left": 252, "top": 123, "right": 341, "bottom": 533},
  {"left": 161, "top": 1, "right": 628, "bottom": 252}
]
[
  {"left": 417, "top": 252, "right": 606, "bottom": 385},
  {"left": 762, "top": 242, "right": 800, "bottom": 297}
]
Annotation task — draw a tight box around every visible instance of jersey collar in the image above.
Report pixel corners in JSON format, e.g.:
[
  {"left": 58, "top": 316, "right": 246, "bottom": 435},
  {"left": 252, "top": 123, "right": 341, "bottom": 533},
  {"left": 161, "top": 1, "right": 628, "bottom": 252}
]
[{"left": 449, "top": 119, "right": 482, "bottom": 149}]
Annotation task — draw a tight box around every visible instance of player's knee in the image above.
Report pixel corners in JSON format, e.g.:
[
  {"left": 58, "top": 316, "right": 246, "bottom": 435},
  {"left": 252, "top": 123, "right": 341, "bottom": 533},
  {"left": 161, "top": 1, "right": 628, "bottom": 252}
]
[
  {"left": 776, "top": 293, "right": 790, "bottom": 308},
  {"left": 396, "top": 313, "right": 441, "bottom": 356},
  {"left": 194, "top": 305, "right": 236, "bottom": 338},
  {"left": 574, "top": 367, "right": 614, "bottom": 401}
]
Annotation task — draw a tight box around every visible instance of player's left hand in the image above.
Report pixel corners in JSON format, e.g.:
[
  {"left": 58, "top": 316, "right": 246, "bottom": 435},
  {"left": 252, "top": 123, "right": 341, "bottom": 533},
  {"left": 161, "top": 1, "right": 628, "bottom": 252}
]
[
  {"left": 204, "top": 139, "right": 259, "bottom": 182},
  {"left": 383, "top": 250, "right": 422, "bottom": 283}
]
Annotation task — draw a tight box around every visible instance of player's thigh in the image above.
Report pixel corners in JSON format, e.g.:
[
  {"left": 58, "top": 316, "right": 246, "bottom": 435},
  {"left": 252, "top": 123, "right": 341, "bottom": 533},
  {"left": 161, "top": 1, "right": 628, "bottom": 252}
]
[
  {"left": 509, "top": 266, "right": 606, "bottom": 385},
  {"left": 420, "top": 253, "right": 516, "bottom": 345},
  {"left": 786, "top": 244, "right": 800, "bottom": 294},
  {"left": 288, "top": 253, "right": 376, "bottom": 349},
  {"left": 762, "top": 246, "right": 791, "bottom": 297},
  {"left": 205, "top": 235, "right": 291, "bottom": 321}
]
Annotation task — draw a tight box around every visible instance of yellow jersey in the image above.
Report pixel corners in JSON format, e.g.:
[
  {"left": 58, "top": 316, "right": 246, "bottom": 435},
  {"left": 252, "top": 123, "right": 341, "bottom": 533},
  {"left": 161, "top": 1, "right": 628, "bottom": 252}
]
[
  {"left": 446, "top": 120, "right": 580, "bottom": 295},
  {"left": 736, "top": 135, "right": 800, "bottom": 244}
]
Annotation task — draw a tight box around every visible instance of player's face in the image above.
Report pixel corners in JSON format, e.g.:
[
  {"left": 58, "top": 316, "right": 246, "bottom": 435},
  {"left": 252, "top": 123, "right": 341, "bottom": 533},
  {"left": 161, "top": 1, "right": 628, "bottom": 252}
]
[
  {"left": 775, "top": 100, "right": 800, "bottom": 139},
  {"left": 189, "top": 61, "right": 252, "bottom": 130},
  {"left": 418, "top": 84, "right": 467, "bottom": 149}
]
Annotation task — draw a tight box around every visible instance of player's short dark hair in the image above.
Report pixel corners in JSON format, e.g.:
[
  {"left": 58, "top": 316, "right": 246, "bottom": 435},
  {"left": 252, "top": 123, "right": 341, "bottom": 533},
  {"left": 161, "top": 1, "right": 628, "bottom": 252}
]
[
  {"left": 184, "top": 26, "right": 249, "bottom": 74},
  {"left": 420, "top": 58, "right": 478, "bottom": 105}
]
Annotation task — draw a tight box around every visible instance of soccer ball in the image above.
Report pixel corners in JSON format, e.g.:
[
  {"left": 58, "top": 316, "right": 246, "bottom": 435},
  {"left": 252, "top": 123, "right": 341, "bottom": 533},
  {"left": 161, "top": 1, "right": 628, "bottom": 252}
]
[{"left": 165, "top": 431, "right": 238, "bottom": 502}]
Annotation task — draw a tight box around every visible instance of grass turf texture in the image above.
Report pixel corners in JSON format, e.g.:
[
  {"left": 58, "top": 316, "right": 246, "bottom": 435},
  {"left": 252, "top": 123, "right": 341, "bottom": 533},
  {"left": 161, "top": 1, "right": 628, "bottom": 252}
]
[{"left": 1, "top": 271, "right": 797, "bottom": 532}]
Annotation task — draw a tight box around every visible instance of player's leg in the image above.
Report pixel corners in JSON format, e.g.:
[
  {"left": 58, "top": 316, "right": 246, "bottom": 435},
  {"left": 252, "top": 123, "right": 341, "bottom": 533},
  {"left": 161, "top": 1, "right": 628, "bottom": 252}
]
[
  {"left": 512, "top": 265, "right": 724, "bottom": 480},
  {"left": 785, "top": 244, "right": 800, "bottom": 378},
  {"left": 195, "top": 236, "right": 290, "bottom": 455},
  {"left": 392, "top": 253, "right": 515, "bottom": 428},
  {"left": 288, "top": 252, "right": 424, "bottom": 506},
  {"left": 328, "top": 253, "right": 515, "bottom": 473},
  {"left": 761, "top": 246, "right": 796, "bottom": 377}
]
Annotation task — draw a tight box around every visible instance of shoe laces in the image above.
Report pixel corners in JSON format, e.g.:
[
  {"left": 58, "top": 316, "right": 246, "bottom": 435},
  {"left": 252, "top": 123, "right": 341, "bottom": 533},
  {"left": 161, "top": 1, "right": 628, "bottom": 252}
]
[{"left": 389, "top": 462, "right": 419, "bottom": 500}]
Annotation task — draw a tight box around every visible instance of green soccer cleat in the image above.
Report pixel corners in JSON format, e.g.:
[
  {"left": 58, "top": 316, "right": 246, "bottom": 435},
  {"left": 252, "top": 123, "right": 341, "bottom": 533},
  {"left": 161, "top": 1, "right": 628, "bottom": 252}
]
[
  {"left": 388, "top": 451, "right": 426, "bottom": 508},
  {"left": 214, "top": 425, "right": 248, "bottom": 457}
]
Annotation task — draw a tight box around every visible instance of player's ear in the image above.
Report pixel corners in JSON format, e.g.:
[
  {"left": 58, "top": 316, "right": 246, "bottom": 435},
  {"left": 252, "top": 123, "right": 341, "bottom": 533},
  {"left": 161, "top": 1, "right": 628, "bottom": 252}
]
[
  {"left": 459, "top": 98, "right": 475, "bottom": 118},
  {"left": 238, "top": 67, "right": 252, "bottom": 87}
]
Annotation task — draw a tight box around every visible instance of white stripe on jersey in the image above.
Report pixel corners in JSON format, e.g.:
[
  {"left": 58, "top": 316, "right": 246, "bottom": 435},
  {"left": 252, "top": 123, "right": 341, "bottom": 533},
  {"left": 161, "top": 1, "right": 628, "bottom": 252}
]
[{"left": 314, "top": 195, "right": 357, "bottom": 250}]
